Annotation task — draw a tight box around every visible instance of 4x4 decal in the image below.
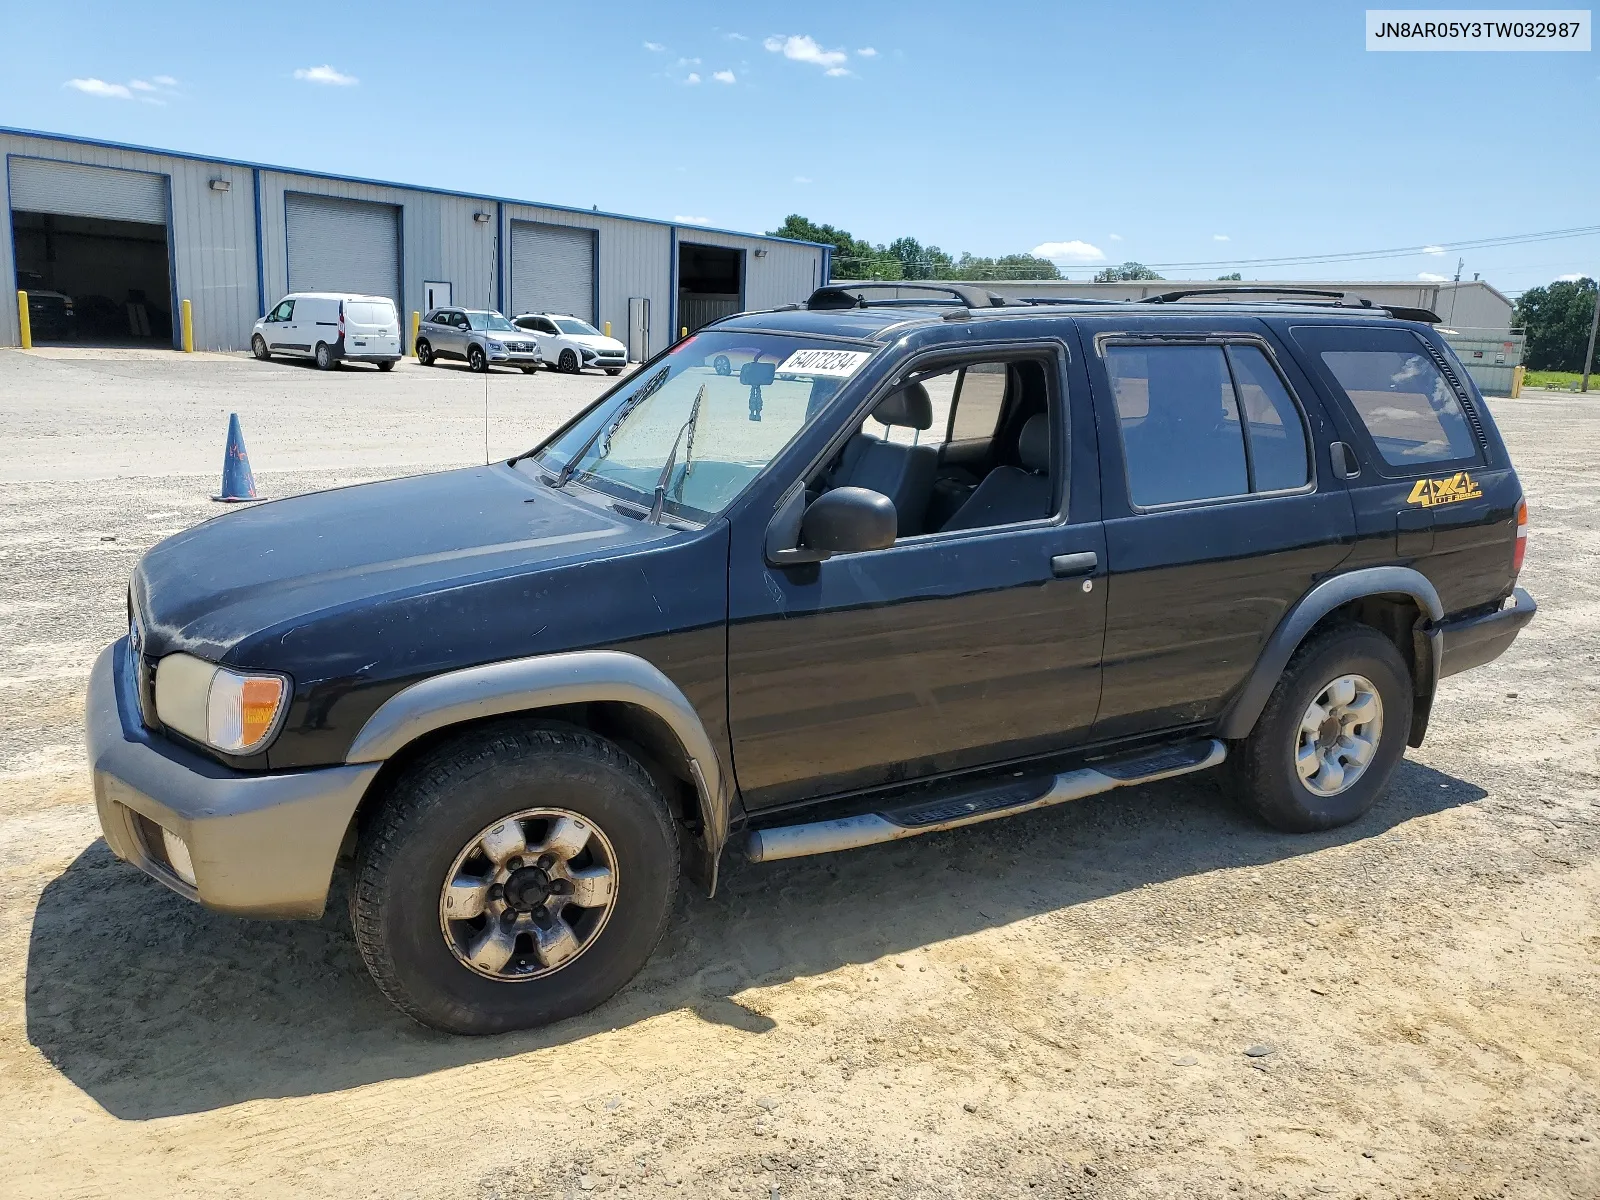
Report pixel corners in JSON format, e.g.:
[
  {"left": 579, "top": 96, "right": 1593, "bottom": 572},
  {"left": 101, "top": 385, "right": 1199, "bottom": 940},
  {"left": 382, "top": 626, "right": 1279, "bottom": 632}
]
[{"left": 1407, "top": 471, "right": 1483, "bottom": 508}]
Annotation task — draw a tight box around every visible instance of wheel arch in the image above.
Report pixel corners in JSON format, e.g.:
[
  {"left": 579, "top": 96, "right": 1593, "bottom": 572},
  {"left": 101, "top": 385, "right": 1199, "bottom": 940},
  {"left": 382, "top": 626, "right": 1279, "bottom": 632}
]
[
  {"left": 1218, "top": 566, "right": 1443, "bottom": 747},
  {"left": 342, "top": 650, "right": 731, "bottom": 894}
]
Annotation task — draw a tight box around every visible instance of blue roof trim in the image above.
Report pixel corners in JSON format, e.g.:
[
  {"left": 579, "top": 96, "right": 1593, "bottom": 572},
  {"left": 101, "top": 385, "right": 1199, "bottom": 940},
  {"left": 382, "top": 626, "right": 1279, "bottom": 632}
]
[{"left": 0, "top": 125, "right": 832, "bottom": 252}]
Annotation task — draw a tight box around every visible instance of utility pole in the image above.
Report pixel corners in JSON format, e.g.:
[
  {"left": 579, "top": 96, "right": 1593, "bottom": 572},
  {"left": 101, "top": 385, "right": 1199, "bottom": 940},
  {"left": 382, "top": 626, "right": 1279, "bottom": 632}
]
[
  {"left": 1583, "top": 277, "right": 1599, "bottom": 394},
  {"left": 1448, "top": 257, "right": 1464, "bottom": 325}
]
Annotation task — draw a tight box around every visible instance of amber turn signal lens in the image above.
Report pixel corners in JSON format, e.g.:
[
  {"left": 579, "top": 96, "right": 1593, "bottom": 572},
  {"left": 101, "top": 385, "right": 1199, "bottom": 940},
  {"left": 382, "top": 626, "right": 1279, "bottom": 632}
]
[
  {"left": 1512, "top": 498, "right": 1528, "bottom": 576},
  {"left": 207, "top": 669, "right": 288, "bottom": 754}
]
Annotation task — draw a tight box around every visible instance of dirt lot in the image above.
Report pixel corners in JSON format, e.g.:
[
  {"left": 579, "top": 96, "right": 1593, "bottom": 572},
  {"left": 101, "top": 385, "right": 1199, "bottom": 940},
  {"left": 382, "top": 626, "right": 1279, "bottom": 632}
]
[{"left": 0, "top": 350, "right": 1596, "bottom": 1199}]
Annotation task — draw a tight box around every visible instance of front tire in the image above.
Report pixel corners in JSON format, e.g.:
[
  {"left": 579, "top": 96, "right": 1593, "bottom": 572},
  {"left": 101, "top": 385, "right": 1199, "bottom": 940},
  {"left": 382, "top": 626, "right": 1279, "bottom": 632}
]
[
  {"left": 314, "top": 342, "right": 336, "bottom": 371},
  {"left": 352, "top": 724, "right": 680, "bottom": 1035},
  {"left": 521, "top": 365, "right": 537, "bottom": 375},
  {"left": 251, "top": 334, "right": 271, "bottom": 361},
  {"left": 1233, "top": 625, "right": 1412, "bottom": 833},
  {"left": 416, "top": 339, "right": 435, "bottom": 366},
  {"left": 558, "top": 349, "right": 580, "bottom": 374},
  {"left": 605, "top": 368, "right": 622, "bottom": 376},
  {"left": 468, "top": 344, "right": 488, "bottom": 373}
]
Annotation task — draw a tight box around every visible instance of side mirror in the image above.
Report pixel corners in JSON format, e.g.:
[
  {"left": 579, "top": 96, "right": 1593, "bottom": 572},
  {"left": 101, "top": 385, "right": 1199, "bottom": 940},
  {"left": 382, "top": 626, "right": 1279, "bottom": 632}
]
[{"left": 800, "top": 487, "right": 897, "bottom": 554}]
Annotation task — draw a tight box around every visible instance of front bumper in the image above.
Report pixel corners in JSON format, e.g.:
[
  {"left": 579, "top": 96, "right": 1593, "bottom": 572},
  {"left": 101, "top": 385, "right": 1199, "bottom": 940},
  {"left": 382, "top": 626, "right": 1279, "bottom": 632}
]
[
  {"left": 489, "top": 350, "right": 542, "bottom": 365},
  {"left": 88, "top": 640, "right": 380, "bottom": 918},
  {"left": 1439, "top": 587, "right": 1537, "bottom": 678}
]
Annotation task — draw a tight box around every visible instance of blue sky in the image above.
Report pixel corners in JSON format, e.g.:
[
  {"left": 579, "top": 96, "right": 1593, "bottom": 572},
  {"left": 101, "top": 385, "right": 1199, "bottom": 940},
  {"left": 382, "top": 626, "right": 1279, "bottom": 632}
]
[{"left": 4, "top": 0, "right": 1596, "bottom": 295}]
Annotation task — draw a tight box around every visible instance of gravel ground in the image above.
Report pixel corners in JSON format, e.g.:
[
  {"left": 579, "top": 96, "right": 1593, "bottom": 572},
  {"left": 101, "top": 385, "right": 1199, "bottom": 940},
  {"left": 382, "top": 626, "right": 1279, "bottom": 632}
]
[{"left": 0, "top": 351, "right": 1595, "bottom": 1199}]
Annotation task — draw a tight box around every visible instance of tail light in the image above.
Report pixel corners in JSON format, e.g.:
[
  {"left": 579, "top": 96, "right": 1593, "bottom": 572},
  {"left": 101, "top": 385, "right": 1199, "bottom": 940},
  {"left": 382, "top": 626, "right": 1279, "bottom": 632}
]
[
  {"left": 1512, "top": 498, "right": 1528, "bottom": 576},
  {"left": 337, "top": 303, "right": 345, "bottom": 339}
]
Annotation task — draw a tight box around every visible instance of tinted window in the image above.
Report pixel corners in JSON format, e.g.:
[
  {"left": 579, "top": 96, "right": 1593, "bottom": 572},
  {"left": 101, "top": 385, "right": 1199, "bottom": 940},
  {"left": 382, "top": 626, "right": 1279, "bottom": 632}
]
[
  {"left": 1107, "top": 344, "right": 1248, "bottom": 506},
  {"left": 1318, "top": 343, "right": 1477, "bottom": 466},
  {"left": 1227, "top": 344, "right": 1310, "bottom": 491}
]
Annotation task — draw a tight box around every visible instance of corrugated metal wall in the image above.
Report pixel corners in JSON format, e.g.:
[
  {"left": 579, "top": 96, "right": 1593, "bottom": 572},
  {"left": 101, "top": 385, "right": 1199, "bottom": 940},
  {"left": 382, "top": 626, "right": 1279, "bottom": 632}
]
[
  {"left": 1, "top": 131, "right": 259, "bottom": 349},
  {"left": 1, "top": 130, "right": 827, "bottom": 352}
]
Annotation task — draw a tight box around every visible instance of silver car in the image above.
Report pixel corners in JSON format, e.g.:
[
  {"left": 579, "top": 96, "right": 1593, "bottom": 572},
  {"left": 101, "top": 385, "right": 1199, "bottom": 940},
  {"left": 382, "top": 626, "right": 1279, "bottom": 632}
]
[{"left": 416, "top": 308, "right": 543, "bottom": 373}]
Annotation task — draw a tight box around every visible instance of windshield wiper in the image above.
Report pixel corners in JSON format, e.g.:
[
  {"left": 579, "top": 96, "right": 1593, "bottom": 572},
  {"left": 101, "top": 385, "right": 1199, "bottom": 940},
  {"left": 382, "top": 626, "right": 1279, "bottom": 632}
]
[
  {"left": 648, "top": 383, "right": 706, "bottom": 524},
  {"left": 543, "top": 365, "right": 672, "bottom": 488}
]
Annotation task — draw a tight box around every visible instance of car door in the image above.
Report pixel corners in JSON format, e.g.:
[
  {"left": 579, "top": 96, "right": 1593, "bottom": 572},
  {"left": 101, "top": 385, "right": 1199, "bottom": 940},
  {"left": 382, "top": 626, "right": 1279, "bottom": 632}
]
[
  {"left": 726, "top": 334, "right": 1107, "bottom": 811},
  {"left": 264, "top": 299, "right": 296, "bottom": 352},
  {"left": 434, "top": 310, "right": 466, "bottom": 358},
  {"left": 1080, "top": 315, "right": 1358, "bottom": 740}
]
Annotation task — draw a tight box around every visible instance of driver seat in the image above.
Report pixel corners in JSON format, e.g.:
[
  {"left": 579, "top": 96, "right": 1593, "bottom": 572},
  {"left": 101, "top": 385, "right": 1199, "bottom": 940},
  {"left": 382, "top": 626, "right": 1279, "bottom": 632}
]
[{"left": 830, "top": 383, "right": 938, "bottom": 537}]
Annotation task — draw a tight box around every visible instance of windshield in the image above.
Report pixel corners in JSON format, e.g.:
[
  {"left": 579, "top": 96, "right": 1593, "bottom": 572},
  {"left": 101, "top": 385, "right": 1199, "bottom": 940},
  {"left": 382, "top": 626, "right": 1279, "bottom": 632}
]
[
  {"left": 467, "top": 311, "right": 518, "bottom": 332},
  {"left": 533, "top": 332, "right": 875, "bottom": 522},
  {"left": 555, "top": 318, "right": 601, "bottom": 336}
]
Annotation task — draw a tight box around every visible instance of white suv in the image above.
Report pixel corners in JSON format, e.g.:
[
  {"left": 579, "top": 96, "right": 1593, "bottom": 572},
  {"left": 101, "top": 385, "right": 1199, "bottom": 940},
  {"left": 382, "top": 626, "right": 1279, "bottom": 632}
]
[{"left": 511, "top": 313, "right": 628, "bottom": 375}]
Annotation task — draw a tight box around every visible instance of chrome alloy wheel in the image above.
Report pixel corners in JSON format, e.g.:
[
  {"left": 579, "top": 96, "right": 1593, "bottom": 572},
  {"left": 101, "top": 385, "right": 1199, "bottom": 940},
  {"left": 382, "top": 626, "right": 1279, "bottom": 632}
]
[
  {"left": 1295, "top": 674, "right": 1383, "bottom": 798},
  {"left": 439, "top": 809, "right": 619, "bottom": 982}
]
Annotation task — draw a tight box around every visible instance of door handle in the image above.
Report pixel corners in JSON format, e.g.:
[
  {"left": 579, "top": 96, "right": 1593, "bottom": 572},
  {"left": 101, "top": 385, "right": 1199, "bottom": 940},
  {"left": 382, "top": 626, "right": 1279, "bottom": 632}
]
[{"left": 1051, "top": 551, "right": 1098, "bottom": 577}]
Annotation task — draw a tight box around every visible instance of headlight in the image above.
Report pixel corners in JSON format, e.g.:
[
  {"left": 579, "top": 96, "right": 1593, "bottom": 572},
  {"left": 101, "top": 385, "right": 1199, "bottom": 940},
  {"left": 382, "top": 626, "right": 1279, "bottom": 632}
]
[
  {"left": 154, "top": 653, "right": 289, "bottom": 755},
  {"left": 488, "top": 340, "right": 505, "bottom": 351}
]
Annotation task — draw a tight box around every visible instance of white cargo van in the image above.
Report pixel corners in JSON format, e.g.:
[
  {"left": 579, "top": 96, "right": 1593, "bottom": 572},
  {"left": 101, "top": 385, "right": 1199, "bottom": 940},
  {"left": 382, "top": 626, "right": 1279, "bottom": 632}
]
[{"left": 251, "top": 293, "right": 402, "bottom": 371}]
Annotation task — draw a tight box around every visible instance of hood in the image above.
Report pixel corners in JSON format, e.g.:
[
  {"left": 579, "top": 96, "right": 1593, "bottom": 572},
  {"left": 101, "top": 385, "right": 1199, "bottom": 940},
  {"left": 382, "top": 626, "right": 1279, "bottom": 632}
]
[
  {"left": 566, "top": 333, "right": 627, "bottom": 353},
  {"left": 132, "top": 463, "right": 675, "bottom": 664}
]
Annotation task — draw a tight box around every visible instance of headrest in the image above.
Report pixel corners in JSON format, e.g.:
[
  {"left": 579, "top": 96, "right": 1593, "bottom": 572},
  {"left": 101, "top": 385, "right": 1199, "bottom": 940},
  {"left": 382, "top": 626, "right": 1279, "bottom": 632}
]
[
  {"left": 872, "top": 382, "right": 933, "bottom": 430},
  {"left": 1018, "top": 413, "right": 1050, "bottom": 472}
]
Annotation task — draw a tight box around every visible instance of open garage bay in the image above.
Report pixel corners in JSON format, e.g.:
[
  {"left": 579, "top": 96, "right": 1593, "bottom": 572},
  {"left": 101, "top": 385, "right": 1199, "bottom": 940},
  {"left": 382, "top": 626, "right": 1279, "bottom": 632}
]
[{"left": 0, "top": 350, "right": 1596, "bottom": 1198}]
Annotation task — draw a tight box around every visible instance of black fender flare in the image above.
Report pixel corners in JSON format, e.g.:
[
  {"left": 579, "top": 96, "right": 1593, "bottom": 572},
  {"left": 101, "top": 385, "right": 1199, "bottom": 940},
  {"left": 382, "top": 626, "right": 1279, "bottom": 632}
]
[
  {"left": 345, "top": 650, "right": 732, "bottom": 893},
  {"left": 1217, "top": 566, "right": 1444, "bottom": 744}
]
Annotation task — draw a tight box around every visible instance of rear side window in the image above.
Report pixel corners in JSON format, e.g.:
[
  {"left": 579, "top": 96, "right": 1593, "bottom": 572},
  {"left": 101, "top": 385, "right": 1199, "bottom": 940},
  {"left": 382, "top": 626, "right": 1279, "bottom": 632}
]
[
  {"left": 1106, "top": 342, "right": 1310, "bottom": 508},
  {"left": 1317, "top": 345, "right": 1477, "bottom": 467}
]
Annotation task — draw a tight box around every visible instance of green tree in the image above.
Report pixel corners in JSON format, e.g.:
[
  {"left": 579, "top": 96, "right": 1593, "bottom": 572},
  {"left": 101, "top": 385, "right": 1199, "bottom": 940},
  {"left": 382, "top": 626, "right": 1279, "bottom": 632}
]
[
  {"left": 951, "top": 252, "right": 1063, "bottom": 281},
  {"left": 1217, "top": 272, "right": 1243, "bottom": 281},
  {"left": 767, "top": 215, "right": 900, "bottom": 279},
  {"left": 886, "top": 237, "right": 956, "bottom": 280},
  {"left": 1513, "top": 277, "right": 1600, "bottom": 372},
  {"left": 1093, "top": 262, "right": 1165, "bottom": 282}
]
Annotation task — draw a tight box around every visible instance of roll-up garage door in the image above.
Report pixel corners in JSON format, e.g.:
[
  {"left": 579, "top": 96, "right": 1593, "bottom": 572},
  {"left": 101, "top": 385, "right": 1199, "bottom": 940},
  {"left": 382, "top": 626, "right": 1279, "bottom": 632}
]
[
  {"left": 285, "top": 193, "right": 401, "bottom": 306},
  {"left": 511, "top": 222, "right": 595, "bottom": 322},
  {"left": 9, "top": 158, "right": 168, "bottom": 223}
]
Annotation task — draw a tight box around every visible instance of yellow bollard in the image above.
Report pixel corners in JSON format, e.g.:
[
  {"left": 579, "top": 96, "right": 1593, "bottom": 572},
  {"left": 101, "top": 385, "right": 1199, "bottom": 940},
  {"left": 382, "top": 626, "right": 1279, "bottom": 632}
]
[
  {"left": 1511, "top": 364, "right": 1525, "bottom": 398},
  {"left": 604, "top": 320, "right": 611, "bottom": 338},
  {"left": 181, "top": 299, "right": 194, "bottom": 352},
  {"left": 410, "top": 310, "right": 421, "bottom": 357},
  {"left": 17, "top": 291, "right": 31, "bottom": 349},
  {"left": 681, "top": 326, "right": 688, "bottom": 339}
]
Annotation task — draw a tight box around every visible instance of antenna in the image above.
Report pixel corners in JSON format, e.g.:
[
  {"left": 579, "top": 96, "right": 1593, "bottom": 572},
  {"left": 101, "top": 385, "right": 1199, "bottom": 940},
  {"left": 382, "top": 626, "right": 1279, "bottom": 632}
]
[{"left": 486, "top": 224, "right": 496, "bottom": 466}]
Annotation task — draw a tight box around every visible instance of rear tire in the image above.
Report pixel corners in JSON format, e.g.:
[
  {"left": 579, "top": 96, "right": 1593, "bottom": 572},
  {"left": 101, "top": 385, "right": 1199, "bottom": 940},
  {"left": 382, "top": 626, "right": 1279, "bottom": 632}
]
[
  {"left": 314, "top": 342, "right": 336, "bottom": 371},
  {"left": 1233, "top": 624, "right": 1412, "bottom": 833},
  {"left": 416, "top": 339, "right": 435, "bottom": 366},
  {"left": 352, "top": 724, "right": 680, "bottom": 1035},
  {"left": 377, "top": 359, "right": 396, "bottom": 372},
  {"left": 251, "top": 334, "right": 271, "bottom": 361},
  {"left": 469, "top": 344, "right": 488, "bottom": 373}
]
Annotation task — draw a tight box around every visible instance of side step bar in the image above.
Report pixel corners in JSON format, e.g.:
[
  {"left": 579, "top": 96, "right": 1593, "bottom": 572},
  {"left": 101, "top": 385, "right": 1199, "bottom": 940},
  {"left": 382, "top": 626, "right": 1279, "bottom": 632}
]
[{"left": 745, "top": 739, "right": 1226, "bottom": 864}]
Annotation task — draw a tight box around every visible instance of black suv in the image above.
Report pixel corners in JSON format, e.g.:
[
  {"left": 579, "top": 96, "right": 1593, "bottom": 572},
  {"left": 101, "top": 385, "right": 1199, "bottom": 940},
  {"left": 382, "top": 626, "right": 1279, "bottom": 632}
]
[{"left": 88, "top": 283, "right": 1535, "bottom": 1034}]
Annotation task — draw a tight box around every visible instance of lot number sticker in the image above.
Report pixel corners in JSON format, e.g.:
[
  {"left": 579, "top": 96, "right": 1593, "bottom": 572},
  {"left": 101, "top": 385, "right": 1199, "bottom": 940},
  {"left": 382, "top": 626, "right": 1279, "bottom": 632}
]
[{"left": 776, "top": 349, "right": 872, "bottom": 377}]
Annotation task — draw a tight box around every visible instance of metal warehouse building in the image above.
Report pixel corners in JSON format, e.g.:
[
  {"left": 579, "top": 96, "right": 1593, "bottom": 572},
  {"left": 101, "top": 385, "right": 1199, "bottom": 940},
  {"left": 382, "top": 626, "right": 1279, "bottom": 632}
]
[{"left": 1, "top": 128, "right": 830, "bottom": 356}]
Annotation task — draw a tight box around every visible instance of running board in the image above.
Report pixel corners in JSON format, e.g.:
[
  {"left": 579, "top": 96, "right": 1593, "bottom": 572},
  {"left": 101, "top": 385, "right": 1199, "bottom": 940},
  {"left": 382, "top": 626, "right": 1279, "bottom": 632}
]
[{"left": 745, "top": 739, "right": 1226, "bottom": 864}]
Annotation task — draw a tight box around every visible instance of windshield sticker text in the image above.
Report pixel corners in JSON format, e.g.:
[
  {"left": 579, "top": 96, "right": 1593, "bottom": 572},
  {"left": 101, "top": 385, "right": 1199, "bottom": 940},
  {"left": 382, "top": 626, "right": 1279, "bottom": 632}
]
[{"left": 776, "top": 349, "right": 872, "bottom": 378}]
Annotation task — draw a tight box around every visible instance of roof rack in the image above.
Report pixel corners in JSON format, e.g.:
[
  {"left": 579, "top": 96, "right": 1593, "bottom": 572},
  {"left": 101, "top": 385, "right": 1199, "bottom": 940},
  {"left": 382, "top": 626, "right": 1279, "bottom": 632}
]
[
  {"left": 1136, "top": 285, "right": 1440, "bottom": 323},
  {"left": 807, "top": 283, "right": 1012, "bottom": 310}
]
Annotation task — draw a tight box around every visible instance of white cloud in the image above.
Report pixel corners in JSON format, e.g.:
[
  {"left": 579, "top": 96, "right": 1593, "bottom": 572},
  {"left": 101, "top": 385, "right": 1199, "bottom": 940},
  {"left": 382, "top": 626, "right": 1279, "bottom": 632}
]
[
  {"left": 1421, "top": 244, "right": 1446, "bottom": 255},
  {"left": 1557, "top": 272, "right": 1586, "bottom": 281},
  {"left": 725, "top": 32, "right": 747, "bottom": 41},
  {"left": 794, "top": 175, "right": 813, "bottom": 184},
  {"left": 1418, "top": 272, "right": 1449, "bottom": 282},
  {"left": 644, "top": 41, "right": 666, "bottom": 52},
  {"left": 129, "top": 79, "right": 156, "bottom": 91},
  {"left": 685, "top": 72, "right": 701, "bottom": 84},
  {"left": 1032, "top": 240, "right": 1107, "bottom": 263},
  {"left": 66, "top": 77, "right": 132, "bottom": 99},
  {"left": 153, "top": 75, "right": 177, "bottom": 86},
  {"left": 294, "top": 64, "right": 357, "bottom": 86},
  {"left": 764, "top": 34, "right": 849, "bottom": 70},
  {"left": 712, "top": 70, "right": 736, "bottom": 84},
  {"left": 677, "top": 56, "right": 701, "bottom": 66},
  {"left": 1109, "top": 233, "right": 1123, "bottom": 241},
  {"left": 1212, "top": 234, "right": 1230, "bottom": 242},
  {"left": 825, "top": 66, "right": 852, "bottom": 76},
  {"left": 674, "top": 215, "right": 711, "bottom": 225},
  {"left": 857, "top": 47, "right": 878, "bottom": 56}
]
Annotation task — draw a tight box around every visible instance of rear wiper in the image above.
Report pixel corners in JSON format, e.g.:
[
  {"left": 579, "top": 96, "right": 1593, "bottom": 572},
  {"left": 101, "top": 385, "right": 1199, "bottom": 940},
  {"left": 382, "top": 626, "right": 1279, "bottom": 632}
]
[{"left": 648, "top": 383, "right": 706, "bottom": 524}]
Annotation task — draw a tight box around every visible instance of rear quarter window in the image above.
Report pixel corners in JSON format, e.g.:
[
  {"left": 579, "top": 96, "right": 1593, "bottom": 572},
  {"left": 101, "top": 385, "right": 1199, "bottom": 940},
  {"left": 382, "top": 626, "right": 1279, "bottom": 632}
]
[{"left": 1292, "top": 326, "right": 1481, "bottom": 469}]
